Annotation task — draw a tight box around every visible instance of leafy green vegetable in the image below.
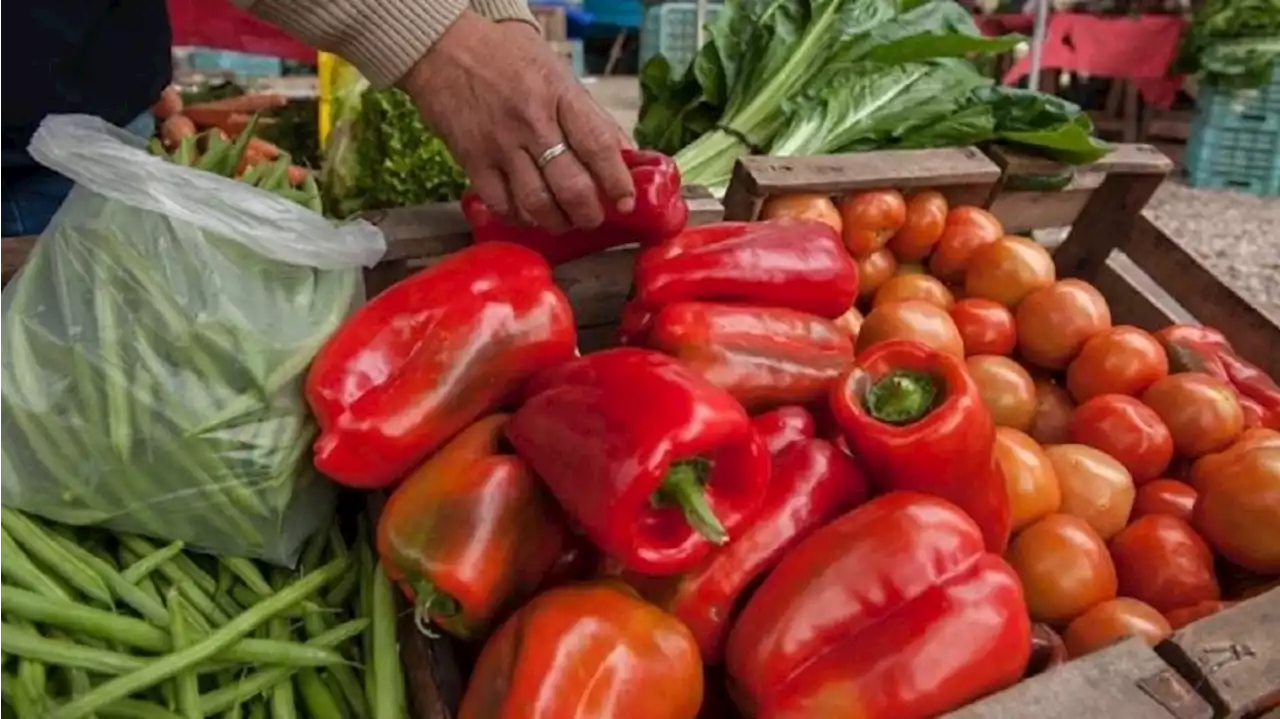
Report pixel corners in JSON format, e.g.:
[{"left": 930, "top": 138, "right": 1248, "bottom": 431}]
[
  {"left": 1175, "top": 0, "right": 1280, "bottom": 91},
  {"left": 638, "top": 0, "right": 1110, "bottom": 191},
  {"left": 322, "top": 86, "right": 468, "bottom": 217}
]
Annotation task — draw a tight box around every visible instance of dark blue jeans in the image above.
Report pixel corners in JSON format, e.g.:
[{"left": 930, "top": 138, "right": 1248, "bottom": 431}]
[{"left": 2, "top": 113, "right": 155, "bottom": 237}]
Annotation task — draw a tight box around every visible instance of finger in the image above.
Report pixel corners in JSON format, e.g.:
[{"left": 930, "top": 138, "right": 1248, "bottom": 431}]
[
  {"left": 559, "top": 94, "right": 635, "bottom": 214},
  {"left": 541, "top": 150, "right": 605, "bottom": 229},
  {"left": 506, "top": 153, "right": 569, "bottom": 233},
  {"left": 468, "top": 166, "right": 514, "bottom": 221}
]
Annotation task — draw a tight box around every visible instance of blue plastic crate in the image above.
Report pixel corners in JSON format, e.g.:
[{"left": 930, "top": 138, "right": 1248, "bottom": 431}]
[
  {"left": 584, "top": 0, "right": 643, "bottom": 28},
  {"left": 640, "top": 2, "right": 723, "bottom": 77},
  {"left": 187, "top": 49, "right": 283, "bottom": 79},
  {"left": 1186, "top": 67, "right": 1280, "bottom": 196}
]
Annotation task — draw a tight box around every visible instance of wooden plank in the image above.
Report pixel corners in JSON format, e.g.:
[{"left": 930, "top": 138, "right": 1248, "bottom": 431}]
[
  {"left": 399, "top": 613, "right": 462, "bottom": 719},
  {"left": 945, "top": 639, "right": 1212, "bottom": 719},
  {"left": 1123, "top": 213, "right": 1280, "bottom": 380},
  {"left": 1156, "top": 588, "right": 1280, "bottom": 719},
  {"left": 1094, "top": 251, "right": 1197, "bottom": 331},
  {"left": 722, "top": 147, "right": 1001, "bottom": 221},
  {"left": 984, "top": 143, "right": 1175, "bottom": 177},
  {"left": 1051, "top": 170, "right": 1169, "bottom": 284},
  {"left": 1, "top": 235, "right": 37, "bottom": 286},
  {"left": 988, "top": 172, "right": 1104, "bottom": 231},
  {"left": 552, "top": 249, "right": 635, "bottom": 327},
  {"left": 578, "top": 323, "right": 621, "bottom": 353}
]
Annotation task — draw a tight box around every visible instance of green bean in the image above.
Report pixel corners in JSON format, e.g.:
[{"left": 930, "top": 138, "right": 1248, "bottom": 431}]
[
  {"left": 267, "top": 619, "right": 297, "bottom": 719},
  {"left": 47, "top": 557, "right": 348, "bottom": 719},
  {"left": 96, "top": 699, "right": 183, "bottom": 719},
  {"left": 298, "top": 529, "right": 329, "bottom": 574},
  {"left": 297, "top": 669, "right": 345, "bottom": 719},
  {"left": 370, "top": 561, "right": 407, "bottom": 719},
  {"left": 47, "top": 531, "right": 169, "bottom": 627},
  {"left": 1, "top": 510, "right": 113, "bottom": 606},
  {"left": 357, "top": 533, "right": 376, "bottom": 711},
  {"left": 94, "top": 258, "right": 132, "bottom": 463},
  {"left": 1, "top": 623, "right": 147, "bottom": 674},
  {"left": 0, "top": 527, "right": 74, "bottom": 600},
  {"left": 247, "top": 699, "right": 266, "bottom": 719},
  {"left": 197, "top": 619, "right": 367, "bottom": 716},
  {"left": 122, "top": 537, "right": 241, "bottom": 622},
  {"left": 322, "top": 570, "right": 360, "bottom": 609},
  {"left": 167, "top": 592, "right": 200, "bottom": 719},
  {"left": 62, "top": 662, "right": 95, "bottom": 712},
  {"left": 220, "top": 558, "right": 272, "bottom": 598},
  {"left": 120, "top": 542, "right": 186, "bottom": 585},
  {"left": 15, "top": 654, "right": 47, "bottom": 719}
]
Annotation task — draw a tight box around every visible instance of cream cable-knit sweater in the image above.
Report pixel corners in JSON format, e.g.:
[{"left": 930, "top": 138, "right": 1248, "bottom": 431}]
[{"left": 233, "top": 0, "right": 537, "bottom": 88}]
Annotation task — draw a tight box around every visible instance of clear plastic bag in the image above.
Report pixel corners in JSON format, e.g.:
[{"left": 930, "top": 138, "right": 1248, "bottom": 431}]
[{"left": 1, "top": 115, "right": 386, "bottom": 565}]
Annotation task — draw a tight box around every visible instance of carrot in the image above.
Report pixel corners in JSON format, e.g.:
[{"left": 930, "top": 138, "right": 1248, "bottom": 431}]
[
  {"left": 244, "top": 137, "right": 283, "bottom": 161},
  {"left": 235, "top": 149, "right": 273, "bottom": 178},
  {"left": 160, "top": 115, "right": 197, "bottom": 148},
  {"left": 184, "top": 93, "right": 288, "bottom": 115},
  {"left": 185, "top": 109, "right": 279, "bottom": 134},
  {"left": 151, "top": 87, "right": 183, "bottom": 121},
  {"left": 286, "top": 166, "right": 310, "bottom": 187}
]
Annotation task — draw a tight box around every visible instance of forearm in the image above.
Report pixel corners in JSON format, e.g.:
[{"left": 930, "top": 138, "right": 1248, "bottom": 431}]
[{"left": 233, "top": 0, "right": 535, "bottom": 87}]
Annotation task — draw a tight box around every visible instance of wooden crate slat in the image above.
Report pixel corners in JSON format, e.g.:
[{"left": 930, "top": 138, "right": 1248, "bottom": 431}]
[
  {"left": 1095, "top": 251, "right": 1198, "bottom": 331},
  {"left": 723, "top": 147, "right": 1002, "bottom": 221},
  {"left": 944, "top": 638, "right": 1212, "bottom": 719},
  {"left": 1124, "top": 213, "right": 1280, "bottom": 381},
  {"left": 985, "top": 143, "right": 1175, "bottom": 177},
  {"left": 552, "top": 249, "right": 636, "bottom": 327},
  {"left": 1156, "top": 588, "right": 1280, "bottom": 719},
  {"left": 988, "top": 172, "right": 1105, "bottom": 230},
  {"left": 1051, "top": 172, "right": 1167, "bottom": 283}
]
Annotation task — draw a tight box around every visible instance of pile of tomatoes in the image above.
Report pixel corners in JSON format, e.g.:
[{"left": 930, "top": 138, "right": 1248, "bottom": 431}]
[{"left": 760, "top": 188, "right": 1279, "bottom": 662}]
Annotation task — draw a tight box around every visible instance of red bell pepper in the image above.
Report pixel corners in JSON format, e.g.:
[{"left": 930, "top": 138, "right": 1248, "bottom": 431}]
[
  {"left": 830, "top": 340, "right": 1012, "bottom": 553},
  {"left": 306, "top": 242, "right": 577, "bottom": 488},
  {"left": 507, "top": 348, "right": 770, "bottom": 575},
  {"left": 752, "top": 406, "right": 819, "bottom": 456},
  {"left": 376, "top": 414, "right": 568, "bottom": 638},
  {"left": 462, "top": 149, "right": 688, "bottom": 266},
  {"left": 646, "top": 302, "right": 856, "bottom": 412},
  {"left": 1156, "top": 324, "right": 1280, "bottom": 430},
  {"left": 629, "top": 409, "right": 869, "bottom": 663},
  {"left": 632, "top": 219, "right": 859, "bottom": 320},
  {"left": 618, "top": 299, "right": 657, "bottom": 346},
  {"left": 726, "top": 492, "right": 1031, "bottom": 719}
]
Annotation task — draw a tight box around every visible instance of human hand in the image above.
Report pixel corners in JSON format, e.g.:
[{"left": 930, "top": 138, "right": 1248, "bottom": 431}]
[{"left": 401, "top": 11, "right": 635, "bottom": 232}]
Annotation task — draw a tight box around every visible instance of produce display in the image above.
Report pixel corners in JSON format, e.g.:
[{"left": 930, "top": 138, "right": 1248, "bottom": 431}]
[
  {"left": 636, "top": 0, "right": 1112, "bottom": 190},
  {"left": 1174, "top": 0, "right": 1280, "bottom": 90}
]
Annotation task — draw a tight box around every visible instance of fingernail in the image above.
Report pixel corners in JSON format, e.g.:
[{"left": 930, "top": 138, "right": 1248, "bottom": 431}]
[{"left": 617, "top": 197, "right": 635, "bottom": 214}]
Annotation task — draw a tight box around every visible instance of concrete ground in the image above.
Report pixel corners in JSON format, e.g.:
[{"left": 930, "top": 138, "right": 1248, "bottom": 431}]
[{"left": 587, "top": 76, "right": 1280, "bottom": 322}]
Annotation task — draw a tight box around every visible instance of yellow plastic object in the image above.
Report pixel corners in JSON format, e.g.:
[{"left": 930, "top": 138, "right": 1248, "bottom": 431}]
[{"left": 317, "top": 52, "right": 337, "bottom": 149}]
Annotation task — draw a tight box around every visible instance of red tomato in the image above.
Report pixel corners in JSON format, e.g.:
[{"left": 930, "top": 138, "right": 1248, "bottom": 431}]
[
  {"left": 1028, "top": 378, "right": 1075, "bottom": 445},
  {"left": 1194, "top": 445, "right": 1280, "bottom": 574},
  {"left": 840, "top": 190, "right": 907, "bottom": 257},
  {"left": 1109, "top": 514, "right": 1220, "bottom": 613},
  {"left": 1063, "top": 598, "right": 1171, "bottom": 658},
  {"left": 1068, "top": 395, "right": 1174, "bottom": 484},
  {"left": 1188, "top": 428, "right": 1280, "bottom": 490},
  {"left": 1066, "top": 326, "right": 1168, "bottom": 402},
  {"left": 856, "top": 249, "right": 898, "bottom": 303},
  {"left": 1132, "top": 479, "right": 1197, "bottom": 523},
  {"left": 1142, "top": 373, "right": 1245, "bottom": 459},
  {"left": 967, "top": 356, "right": 1037, "bottom": 431},
  {"left": 888, "top": 190, "right": 948, "bottom": 262},
  {"left": 872, "top": 274, "right": 955, "bottom": 311},
  {"left": 1008, "top": 514, "right": 1118, "bottom": 624},
  {"left": 760, "top": 194, "right": 842, "bottom": 232},
  {"left": 995, "top": 427, "right": 1061, "bottom": 532},
  {"left": 963, "top": 235, "right": 1056, "bottom": 308},
  {"left": 1044, "top": 444, "right": 1135, "bottom": 541},
  {"left": 856, "top": 300, "right": 965, "bottom": 358},
  {"left": 951, "top": 299, "right": 1016, "bottom": 356},
  {"left": 1015, "top": 280, "right": 1112, "bottom": 370},
  {"left": 929, "top": 207, "right": 1004, "bottom": 284}
]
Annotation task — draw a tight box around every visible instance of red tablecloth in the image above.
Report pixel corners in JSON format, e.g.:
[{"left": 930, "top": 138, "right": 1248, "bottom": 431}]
[
  {"left": 1000, "top": 13, "right": 1188, "bottom": 108},
  {"left": 168, "top": 0, "right": 316, "bottom": 63}
]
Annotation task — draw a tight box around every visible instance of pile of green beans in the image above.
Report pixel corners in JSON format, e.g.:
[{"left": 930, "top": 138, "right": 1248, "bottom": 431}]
[{"left": 0, "top": 508, "right": 407, "bottom": 719}]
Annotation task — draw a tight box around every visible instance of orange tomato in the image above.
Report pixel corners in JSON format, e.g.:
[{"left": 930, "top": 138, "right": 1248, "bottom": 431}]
[
  {"left": 1028, "top": 378, "right": 1076, "bottom": 447},
  {"left": 950, "top": 298, "right": 1016, "bottom": 356},
  {"left": 887, "top": 190, "right": 948, "bottom": 262},
  {"left": 1068, "top": 395, "right": 1174, "bottom": 483},
  {"left": 833, "top": 306, "right": 864, "bottom": 347},
  {"left": 1165, "top": 600, "right": 1236, "bottom": 630},
  {"left": 1008, "top": 514, "right": 1118, "bottom": 624},
  {"left": 929, "top": 206, "right": 1004, "bottom": 284},
  {"left": 995, "top": 427, "right": 1061, "bottom": 532},
  {"left": 1141, "top": 373, "right": 1244, "bottom": 459},
  {"left": 1109, "top": 515, "right": 1220, "bottom": 613},
  {"left": 872, "top": 274, "right": 955, "bottom": 311},
  {"left": 1132, "top": 479, "right": 1197, "bottom": 523},
  {"left": 1015, "top": 280, "right": 1112, "bottom": 370},
  {"left": 760, "top": 194, "right": 842, "bottom": 232},
  {"left": 855, "top": 300, "right": 965, "bottom": 358},
  {"left": 839, "top": 189, "right": 906, "bottom": 257},
  {"left": 856, "top": 249, "right": 898, "bottom": 303},
  {"left": 1188, "top": 427, "right": 1280, "bottom": 490},
  {"left": 1066, "top": 326, "right": 1169, "bottom": 403},
  {"left": 1193, "top": 445, "right": 1280, "bottom": 574},
  {"left": 1044, "top": 444, "right": 1135, "bottom": 541},
  {"left": 963, "top": 235, "right": 1056, "bottom": 308},
  {"left": 1062, "top": 598, "right": 1172, "bottom": 658},
  {"left": 967, "top": 355, "right": 1037, "bottom": 431}
]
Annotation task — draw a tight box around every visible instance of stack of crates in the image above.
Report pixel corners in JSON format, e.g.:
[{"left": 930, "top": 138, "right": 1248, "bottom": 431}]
[
  {"left": 1185, "top": 65, "right": 1280, "bottom": 196},
  {"left": 639, "top": 2, "right": 723, "bottom": 76}
]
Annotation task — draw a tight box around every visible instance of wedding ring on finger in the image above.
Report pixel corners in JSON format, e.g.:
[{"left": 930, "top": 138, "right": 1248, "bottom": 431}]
[{"left": 535, "top": 142, "right": 570, "bottom": 170}]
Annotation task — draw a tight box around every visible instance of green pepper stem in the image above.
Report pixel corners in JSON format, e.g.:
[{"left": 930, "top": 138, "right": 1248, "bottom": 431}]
[
  {"left": 865, "top": 370, "right": 940, "bottom": 425},
  {"left": 655, "top": 459, "right": 728, "bottom": 545},
  {"left": 408, "top": 577, "right": 460, "bottom": 639}
]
